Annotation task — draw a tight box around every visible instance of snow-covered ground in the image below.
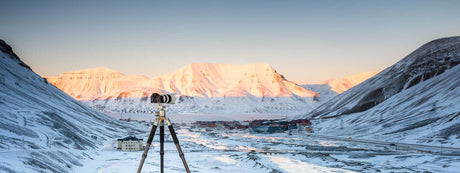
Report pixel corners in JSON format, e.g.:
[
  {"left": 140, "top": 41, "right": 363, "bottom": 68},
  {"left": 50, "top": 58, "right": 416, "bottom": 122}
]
[{"left": 74, "top": 114, "right": 460, "bottom": 173}]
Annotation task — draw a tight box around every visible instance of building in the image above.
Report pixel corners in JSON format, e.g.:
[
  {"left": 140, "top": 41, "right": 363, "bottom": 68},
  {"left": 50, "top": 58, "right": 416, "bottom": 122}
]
[{"left": 117, "top": 136, "right": 144, "bottom": 151}]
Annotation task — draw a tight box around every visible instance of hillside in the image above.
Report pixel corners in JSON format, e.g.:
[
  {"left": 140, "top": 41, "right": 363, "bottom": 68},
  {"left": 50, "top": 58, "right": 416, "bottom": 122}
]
[
  {"left": 0, "top": 40, "right": 142, "bottom": 172},
  {"left": 299, "top": 36, "right": 460, "bottom": 146}
]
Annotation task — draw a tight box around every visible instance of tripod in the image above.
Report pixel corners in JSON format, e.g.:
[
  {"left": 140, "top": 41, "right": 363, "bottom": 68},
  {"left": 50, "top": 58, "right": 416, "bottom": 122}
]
[{"left": 137, "top": 103, "right": 190, "bottom": 173}]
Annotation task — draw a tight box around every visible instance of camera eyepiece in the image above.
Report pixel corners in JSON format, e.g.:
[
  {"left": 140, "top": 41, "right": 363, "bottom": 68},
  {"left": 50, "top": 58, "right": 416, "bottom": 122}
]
[{"left": 150, "top": 93, "right": 175, "bottom": 104}]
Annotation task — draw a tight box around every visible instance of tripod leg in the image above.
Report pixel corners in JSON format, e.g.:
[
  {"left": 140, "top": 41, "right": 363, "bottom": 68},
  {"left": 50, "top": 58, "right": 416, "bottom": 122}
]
[
  {"left": 166, "top": 118, "right": 191, "bottom": 173},
  {"left": 160, "top": 119, "right": 165, "bottom": 173},
  {"left": 137, "top": 118, "right": 159, "bottom": 173}
]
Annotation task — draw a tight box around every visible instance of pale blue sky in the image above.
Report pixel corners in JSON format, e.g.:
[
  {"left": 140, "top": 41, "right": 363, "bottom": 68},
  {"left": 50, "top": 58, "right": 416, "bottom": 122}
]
[{"left": 1, "top": 0, "right": 459, "bottom": 83}]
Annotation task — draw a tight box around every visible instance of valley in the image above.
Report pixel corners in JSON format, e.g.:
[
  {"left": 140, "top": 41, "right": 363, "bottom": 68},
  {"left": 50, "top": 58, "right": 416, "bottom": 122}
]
[{"left": 75, "top": 117, "right": 460, "bottom": 173}]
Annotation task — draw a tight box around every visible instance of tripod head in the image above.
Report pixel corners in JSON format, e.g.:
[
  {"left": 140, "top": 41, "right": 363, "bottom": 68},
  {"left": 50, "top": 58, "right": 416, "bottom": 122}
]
[
  {"left": 151, "top": 92, "right": 176, "bottom": 118},
  {"left": 155, "top": 103, "right": 166, "bottom": 117}
]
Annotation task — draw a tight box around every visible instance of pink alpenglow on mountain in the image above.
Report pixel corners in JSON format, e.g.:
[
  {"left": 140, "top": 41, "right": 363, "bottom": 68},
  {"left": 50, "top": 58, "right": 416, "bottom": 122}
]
[
  {"left": 46, "top": 63, "right": 318, "bottom": 101},
  {"left": 320, "top": 71, "right": 379, "bottom": 94},
  {"left": 46, "top": 67, "right": 149, "bottom": 100}
]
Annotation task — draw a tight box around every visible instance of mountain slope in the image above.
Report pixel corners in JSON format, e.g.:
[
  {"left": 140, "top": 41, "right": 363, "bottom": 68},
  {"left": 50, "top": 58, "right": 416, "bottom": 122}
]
[
  {"left": 299, "top": 36, "right": 460, "bottom": 146},
  {"left": 0, "top": 40, "right": 141, "bottom": 172},
  {"left": 47, "top": 63, "right": 319, "bottom": 115}
]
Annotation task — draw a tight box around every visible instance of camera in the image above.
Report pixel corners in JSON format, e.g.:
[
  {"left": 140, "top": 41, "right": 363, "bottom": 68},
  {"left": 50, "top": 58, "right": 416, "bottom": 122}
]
[{"left": 150, "top": 93, "right": 176, "bottom": 104}]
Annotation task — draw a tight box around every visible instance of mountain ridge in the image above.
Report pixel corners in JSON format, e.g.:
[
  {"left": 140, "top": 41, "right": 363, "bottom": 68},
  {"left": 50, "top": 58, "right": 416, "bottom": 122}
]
[{"left": 46, "top": 63, "right": 318, "bottom": 100}]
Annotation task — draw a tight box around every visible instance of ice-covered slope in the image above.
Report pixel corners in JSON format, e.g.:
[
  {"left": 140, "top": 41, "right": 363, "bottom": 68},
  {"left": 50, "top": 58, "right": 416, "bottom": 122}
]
[
  {"left": 47, "top": 63, "right": 319, "bottom": 115},
  {"left": 302, "top": 71, "right": 378, "bottom": 102},
  {"left": 299, "top": 36, "right": 460, "bottom": 146},
  {"left": 0, "top": 40, "right": 141, "bottom": 172}
]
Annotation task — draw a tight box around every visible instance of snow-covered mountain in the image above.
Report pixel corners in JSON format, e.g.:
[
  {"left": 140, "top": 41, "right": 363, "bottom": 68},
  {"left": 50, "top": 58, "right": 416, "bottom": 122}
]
[
  {"left": 0, "top": 40, "right": 141, "bottom": 172},
  {"left": 45, "top": 67, "right": 129, "bottom": 100},
  {"left": 47, "top": 63, "right": 317, "bottom": 99},
  {"left": 46, "top": 63, "right": 319, "bottom": 115},
  {"left": 320, "top": 71, "right": 379, "bottom": 94},
  {"left": 302, "top": 71, "right": 379, "bottom": 102},
  {"left": 298, "top": 36, "right": 460, "bottom": 146}
]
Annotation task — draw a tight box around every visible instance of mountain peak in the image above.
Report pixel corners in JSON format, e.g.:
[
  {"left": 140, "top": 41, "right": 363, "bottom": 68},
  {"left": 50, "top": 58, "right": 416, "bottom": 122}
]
[{"left": 0, "top": 39, "right": 20, "bottom": 61}]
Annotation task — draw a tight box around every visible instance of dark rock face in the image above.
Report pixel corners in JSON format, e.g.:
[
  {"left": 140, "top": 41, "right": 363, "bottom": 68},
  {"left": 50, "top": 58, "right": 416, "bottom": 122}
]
[
  {"left": 0, "top": 39, "right": 31, "bottom": 70},
  {"left": 0, "top": 39, "right": 19, "bottom": 60},
  {"left": 308, "top": 36, "right": 460, "bottom": 119}
]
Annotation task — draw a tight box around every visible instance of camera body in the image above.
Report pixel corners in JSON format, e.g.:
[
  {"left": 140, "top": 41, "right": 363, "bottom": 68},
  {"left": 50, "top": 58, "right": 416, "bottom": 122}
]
[{"left": 150, "top": 93, "right": 176, "bottom": 104}]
